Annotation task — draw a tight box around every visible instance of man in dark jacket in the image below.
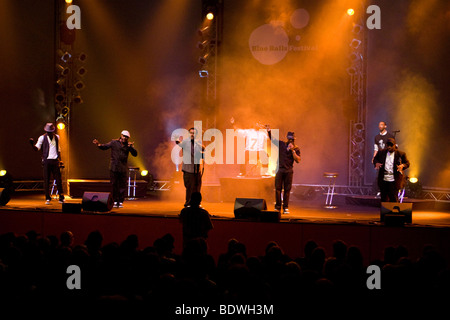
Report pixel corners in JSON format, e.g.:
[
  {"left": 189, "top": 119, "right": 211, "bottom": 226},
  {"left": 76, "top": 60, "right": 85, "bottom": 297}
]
[
  {"left": 93, "top": 130, "right": 138, "bottom": 207},
  {"left": 373, "top": 138, "right": 410, "bottom": 202}
]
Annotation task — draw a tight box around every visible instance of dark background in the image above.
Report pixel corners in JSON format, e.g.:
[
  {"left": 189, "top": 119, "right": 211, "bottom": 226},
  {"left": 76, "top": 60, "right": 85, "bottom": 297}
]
[{"left": 0, "top": 0, "right": 449, "bottom": 188}]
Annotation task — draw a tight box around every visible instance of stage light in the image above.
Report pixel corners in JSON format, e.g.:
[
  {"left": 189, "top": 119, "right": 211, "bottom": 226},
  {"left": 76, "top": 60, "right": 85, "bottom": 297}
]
[
  {"left": 350, "top": 39, "right": 361, "bottom": 49},
  {"left": 206, "top": 12, "right": 214, "bottom": 20},
  {"left": 198, "top": 70, "right": 208, "bottom": 78},
  {"left": 65, "top": 0, "right": 73, "bottom": 4},
  {"left": 56, "top": 64, "right": 70, "bottom": 76},
  {"left": 76, "top": 52, "right": 87, "bottom": 62},
  {"left": 56, "top": 115, "right": 66, "bottom": 130},
  {"left": 0, "top": 170, "right": 6, "bottom": 177},
  {"left": 55, "top": 92, "right": 65, "bottom": 103},
  {"left": 57, "top": 49, "right": 72, "bottom": 63},
  {"left": 347, "top": 8, "right": 355, "bottom": 16},
  {"left": 141, "top": 170, "right": 148, "bottom": 177},
  {"left": 73, "top": 95, "right": 83, "bottom": 104},
  {"left": 77, "top": 66, "right": 87, "bottom": 77},
  {"left": 198, "top": 25, "right": 210, "bottom": 37},
  {"left": 199, "top": 53, "right": 210, "bottom": 65},
  {"left": 61, "top": 106, "right": 70, "bottom": 117},
  {"left": 409, "top": 177, "right": 418, "bottom": 184},
  {"left": 352, "top": 24, "right": 363, "bottom": 35},
  {"left": 74, "top": 80, "right": 85, "bottom": 90},
  {"left": 197, "top": 40, "right": 208, "bottom": 50},
  {"left": 346, "top": 66, "right": 357, "bottom": 75}
]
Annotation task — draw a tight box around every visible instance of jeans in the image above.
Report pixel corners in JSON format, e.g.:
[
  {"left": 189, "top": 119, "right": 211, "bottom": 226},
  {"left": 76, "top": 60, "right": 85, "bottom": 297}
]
[
  {"left": 275, "top": 170, "right": 293, "bottom": 209},
  {"left": 110, "top": 170, "right": 127, "bottom": 203}
]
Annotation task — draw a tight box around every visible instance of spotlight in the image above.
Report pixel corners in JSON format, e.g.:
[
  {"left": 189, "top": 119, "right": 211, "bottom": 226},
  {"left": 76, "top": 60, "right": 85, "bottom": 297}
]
[
  {"left": 406, "top": 177, "right": 422, "bottom": 198},
  {"left": 349, "top": 39, "right": 361, "bottom": 49},
  {"left": 73, "top": 95, "right": 83, "bottom": 104},
  {"left": 56, "top": 78, "right": 65, "bottom": 88},
  {"left": 409, "top": 177, "right": 418, "bottom": 184},
  {"left": 347, "top": 8, "right": 355, "bottom": 16},
  {"left": 198, "top": 25, "right": 210, "bottom": 37},
  {"left": 0, "top": 170, "right": 6, "bottom": 177},
  {"left": 206, "top": 12, "right": 214, "bottom": 20},
  {"left": 65, "top": 0, "right": 73, "bottom": 3},
  {"left": 349, "top": 52, "right": 362, "bottom": 62},
  {"left": 198, "top": 70, "right": 209, "bottom": 77},
  {"left": 198, "top": 53, "right": 210, "bottom": 65},
  {"left": 197, "top": 40, "right": 208, "bottom": 50},
  {"left": 55, "top": 92, "right": 66, "bottom": 103},
  {"left": 352, "top": 24, "right": 363, "bottom": 35},
  {"left": 76, "top": 52, "right": 87, "bottom": 62},
  {"left": 346, "top": 66, "right": 357, "bottom": 75},
  {"left": 77, "top": 66, "right": 87, "bottom": 77},
  {"left": 56, "top": 64, "right": 70, "bottom": 76},
  {"left": 74, "top": 80, "right": 85, "bottom": 90},
  {"left": 56, "top": 116, "right": 66, "bottom": 130},
  {"left": 141, "top": 170, "right": 148, "bottom": 177},
  {"left": 61, "top": 106, "right": 70, "bottom": 117},
  {"left": 57, "top": 49, "right": 72, "bottom": 63}
]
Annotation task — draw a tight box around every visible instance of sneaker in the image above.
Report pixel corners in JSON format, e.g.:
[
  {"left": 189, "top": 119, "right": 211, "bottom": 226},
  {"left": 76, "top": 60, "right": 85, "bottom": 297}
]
[
  {"left": 114, "top": 202, "right": 118, "bottom": 207},
  {"left": 118, "top": 203, "right": 123, "bottom": 208},
  {"left": 59, "top": 197, "right": 65, "bottom": 203},
  {"left": 45, "top": 200, "right": 51, "bottom": 205},
  {"left": 283, "top": 208, "right": 290, "bottom": 214},
  {"left": 275, "top": 206, "right": 281, "bottom": 211}
]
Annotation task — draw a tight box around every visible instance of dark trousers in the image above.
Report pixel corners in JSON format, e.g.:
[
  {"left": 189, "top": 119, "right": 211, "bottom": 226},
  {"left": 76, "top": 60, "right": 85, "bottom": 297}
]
[
  {"left": 380, "top": 180, "right": 398, "bottom": 202},
  {"left": 43, "top": 159, "right": 63, "bottom": 200},
  {"left": 183, "top": 171, "right": 202, "bottom": 206},
  {"left": 110, "top": 170, "right": 127, "bottom": 203},
  {"left": 275, "top": 170, "right": 293, "bottom": 209}
]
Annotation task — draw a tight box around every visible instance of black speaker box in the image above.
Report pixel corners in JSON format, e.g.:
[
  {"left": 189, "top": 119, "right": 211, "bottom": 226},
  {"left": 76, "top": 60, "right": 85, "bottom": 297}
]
[
  {"left": 380, "top": 202, "right": 412, "bottom": 226},
  {"left": 62, "top": 202, "right": 82, "bottom": 213},
  {"left": 82, "top": 192, "right": 113, "bottom": 212},
  {"left": 0, "top": 188, "right": 11, "bottom": 206},
  {"left": 234, "top": 198, "right": 277, "bottom": 221}
]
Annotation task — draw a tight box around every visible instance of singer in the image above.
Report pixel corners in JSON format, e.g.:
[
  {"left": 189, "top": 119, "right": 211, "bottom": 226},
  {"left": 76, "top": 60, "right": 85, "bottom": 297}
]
[
  {"left": 175, "top": 127, "right": 205, "bottom": 207},
  {"left": 373, "top": 138, "right": 410, "bottom": 202},
  {"left": 93, "top": 130, "right": 138, "bottom": 208},
  {"left": 267, "top": 128, "right": 301, "bottom": 214}
]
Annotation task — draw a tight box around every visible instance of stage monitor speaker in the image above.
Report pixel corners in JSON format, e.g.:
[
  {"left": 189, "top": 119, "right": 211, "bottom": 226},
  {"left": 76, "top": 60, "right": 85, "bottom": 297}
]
[
  {"left": 62, "top": 202, "right": 82, "bottom": 213},
  {"left": 234, "top": 198, "right": 268, "bottom": 220},
  {"left": 0, "top": 188, "right": 11, "bottom": 206},
  {"left": 380, "top": 202, "right": 412, "bottom": 226},
  {"left": 82, "top": 192, "right": 113, "bottom": 212}
]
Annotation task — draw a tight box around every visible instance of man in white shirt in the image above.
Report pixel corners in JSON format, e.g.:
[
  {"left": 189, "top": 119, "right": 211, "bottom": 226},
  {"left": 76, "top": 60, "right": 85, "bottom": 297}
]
[
  {"left": 373, "top": 138, "right": 410, "bottom": 202},
  {"left": 30, "top": 123, "right": 65, "bottom": 204}
]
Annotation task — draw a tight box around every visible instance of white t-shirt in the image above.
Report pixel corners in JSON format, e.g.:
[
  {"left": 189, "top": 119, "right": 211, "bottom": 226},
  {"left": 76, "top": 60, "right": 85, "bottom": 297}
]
[
  {"left": 35, "top": 134, "right": 60, "bottom": 160},
  {"left": 383, "top": 151, "right": 395, "bottom": 182}
]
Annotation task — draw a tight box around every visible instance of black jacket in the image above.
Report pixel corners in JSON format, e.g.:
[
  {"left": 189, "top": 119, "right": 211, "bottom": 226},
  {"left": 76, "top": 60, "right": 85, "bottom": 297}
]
[{"left": 373, "top": 148, "right": 410, "bottom": 190}]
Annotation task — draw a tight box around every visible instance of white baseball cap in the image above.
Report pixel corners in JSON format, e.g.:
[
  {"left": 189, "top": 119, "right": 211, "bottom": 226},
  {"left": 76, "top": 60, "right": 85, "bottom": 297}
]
[{"left": 121, "top": 130, "right": 130, "bottom": 138}]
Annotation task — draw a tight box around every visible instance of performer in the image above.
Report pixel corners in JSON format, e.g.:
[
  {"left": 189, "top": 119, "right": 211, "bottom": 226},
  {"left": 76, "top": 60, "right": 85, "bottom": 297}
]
[
  {"left": 268, "top": 128, "right": 301, "bottom": 214},
  {"left": 176, "top": 127, "right": 205, "bottom": 207},
  {"left": 372, "top": 121, "right": 395, "bottom": 164},
  {"left": 93, "top": 130, "right": 138, "bottom": 208},
  {"left": 29, "top": 123, "right": 65, "bottom": 204},
  {"left": 373, "top": 137, "right": 410, "bottom": 202}
]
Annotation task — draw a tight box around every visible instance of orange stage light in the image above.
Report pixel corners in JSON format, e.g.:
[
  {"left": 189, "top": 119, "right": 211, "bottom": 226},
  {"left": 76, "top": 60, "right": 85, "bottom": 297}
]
[
  {"left": 206, "top": 12, "right": 214, "bottom": 20},
  {"left": 347, "top": 8, "right": 355, "bottom": 16}
]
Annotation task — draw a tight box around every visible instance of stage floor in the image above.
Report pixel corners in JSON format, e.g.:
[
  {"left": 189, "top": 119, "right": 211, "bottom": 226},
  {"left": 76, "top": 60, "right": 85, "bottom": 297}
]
[{"left": 3, "top": 192, "right": 450, "bottom": 227}]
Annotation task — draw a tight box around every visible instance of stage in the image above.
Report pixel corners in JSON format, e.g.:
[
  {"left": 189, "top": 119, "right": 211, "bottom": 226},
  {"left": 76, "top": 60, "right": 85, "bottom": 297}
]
[{"left": 2, "top": 190, "right": 450, "bottom": 267}]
